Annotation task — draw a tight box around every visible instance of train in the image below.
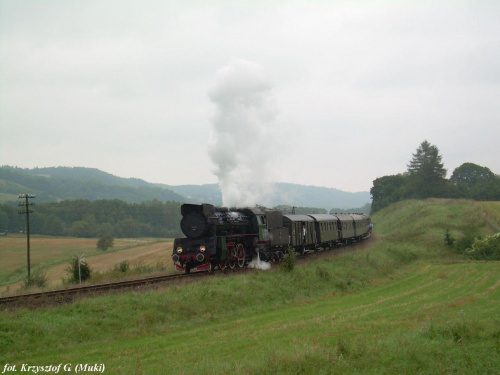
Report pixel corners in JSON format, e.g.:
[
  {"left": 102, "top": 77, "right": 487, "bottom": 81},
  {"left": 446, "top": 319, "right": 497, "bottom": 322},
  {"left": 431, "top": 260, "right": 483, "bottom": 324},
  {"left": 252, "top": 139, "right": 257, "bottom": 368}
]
[{"left": 171, "top": 203, "right": 371, "bottom": 273}]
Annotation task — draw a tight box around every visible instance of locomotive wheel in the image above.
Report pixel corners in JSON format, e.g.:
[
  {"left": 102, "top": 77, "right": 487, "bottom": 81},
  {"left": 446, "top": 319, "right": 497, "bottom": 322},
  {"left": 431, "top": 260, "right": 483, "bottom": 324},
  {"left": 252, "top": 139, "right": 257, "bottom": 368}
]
[
  {"left": 219, "top": 261, "right": 226, "bottom": 270},
  {"left": 236, "top": 244, "right": 246, "bottom": 267},
  {"left": 228, "top": 246, "right": 238, "bottom": 269}
]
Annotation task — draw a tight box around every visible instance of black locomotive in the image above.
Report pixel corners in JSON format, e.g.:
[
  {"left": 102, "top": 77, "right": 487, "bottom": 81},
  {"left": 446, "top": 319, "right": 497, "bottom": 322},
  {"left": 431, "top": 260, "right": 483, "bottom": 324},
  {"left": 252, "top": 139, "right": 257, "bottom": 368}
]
[{"left": 172, "top": 203, "right": 371, "bottom": 273}]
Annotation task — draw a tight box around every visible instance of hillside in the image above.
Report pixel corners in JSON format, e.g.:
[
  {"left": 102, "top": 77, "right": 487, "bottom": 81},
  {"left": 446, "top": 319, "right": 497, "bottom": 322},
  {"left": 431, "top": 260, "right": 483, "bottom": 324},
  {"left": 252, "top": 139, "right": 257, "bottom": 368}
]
[
  {"left": 0, "top": 166, "right": 188, "bottom": 204},
  {"left": 0, "top": 166, "right": 371, "bottom": 209},
  {"left": 167, "top": 182, "right": 371, "bottom": 209},
  {"left": 1, "top": 199, "right": 499, "bottom": 374}
]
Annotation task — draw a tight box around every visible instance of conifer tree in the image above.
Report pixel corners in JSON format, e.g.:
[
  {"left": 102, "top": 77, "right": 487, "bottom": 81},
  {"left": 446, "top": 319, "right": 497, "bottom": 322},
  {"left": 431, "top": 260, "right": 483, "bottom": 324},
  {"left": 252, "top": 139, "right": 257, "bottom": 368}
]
[{"left": 406, "top": 140, "right": 447, "bottom": 198}]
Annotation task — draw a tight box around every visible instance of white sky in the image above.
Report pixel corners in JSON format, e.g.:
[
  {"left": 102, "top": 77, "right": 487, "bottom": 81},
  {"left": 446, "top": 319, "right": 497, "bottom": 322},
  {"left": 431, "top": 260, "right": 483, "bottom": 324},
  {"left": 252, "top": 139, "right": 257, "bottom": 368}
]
[{"left": 1, "top": 0, "right": 499, "bottom": 193}]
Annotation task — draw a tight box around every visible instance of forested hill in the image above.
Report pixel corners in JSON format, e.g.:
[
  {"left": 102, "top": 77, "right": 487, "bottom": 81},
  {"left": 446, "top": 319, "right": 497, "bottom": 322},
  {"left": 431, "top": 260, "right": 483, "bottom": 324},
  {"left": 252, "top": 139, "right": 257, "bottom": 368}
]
[
  {"left": 0, "top": 166, "right": 371, "bottom": 209},
  {"left": 0, "top": 166, "right": 188, "bottom": 204}
]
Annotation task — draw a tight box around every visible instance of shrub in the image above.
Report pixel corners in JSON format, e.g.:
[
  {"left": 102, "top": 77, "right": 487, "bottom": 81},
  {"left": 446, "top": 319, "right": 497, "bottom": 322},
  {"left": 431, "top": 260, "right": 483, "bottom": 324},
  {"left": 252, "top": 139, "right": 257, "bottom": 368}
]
[
  {"left": 444, "top": 229, "right": 455, "bottom": 247},
  {"left": 133, "top": 262, "right": 154, "bottom": 274},
  {"left": 466, "top": 233, "right": 500, "bottom": 261},
  {"left": 454, "top": 232, "right": 480, "bottom": 254},
  {"left": 97, "top": 235, "right": 114, "bottom": 251},
  {"left": 281, "top": 247, "right": 296, "bottom": 272},
  {"left": 67, "top": 256, "right": 92, "bottom": 283},
  {"left": 22, "top": 271, "right": 48, "bottom": 290},
  {"left": 116, "top": 260, "right": 130, "bottom": 273}
]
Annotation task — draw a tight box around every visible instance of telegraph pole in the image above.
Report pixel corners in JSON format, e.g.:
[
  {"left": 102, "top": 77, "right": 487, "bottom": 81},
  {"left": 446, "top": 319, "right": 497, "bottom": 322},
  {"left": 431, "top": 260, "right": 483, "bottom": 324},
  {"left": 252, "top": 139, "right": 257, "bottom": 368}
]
[{"left": 18, "top": 194, "right": 36, "bottom": 280}]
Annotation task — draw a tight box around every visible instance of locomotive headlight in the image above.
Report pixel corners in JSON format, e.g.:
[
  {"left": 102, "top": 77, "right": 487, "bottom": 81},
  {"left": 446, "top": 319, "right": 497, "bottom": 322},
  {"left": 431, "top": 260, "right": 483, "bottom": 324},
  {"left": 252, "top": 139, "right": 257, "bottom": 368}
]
[
  {"left": 177, "top": 247, "right": 183, "bottom": 254},
  {"left": 200, "top": 245, "right": 206, "bottom": 252}
]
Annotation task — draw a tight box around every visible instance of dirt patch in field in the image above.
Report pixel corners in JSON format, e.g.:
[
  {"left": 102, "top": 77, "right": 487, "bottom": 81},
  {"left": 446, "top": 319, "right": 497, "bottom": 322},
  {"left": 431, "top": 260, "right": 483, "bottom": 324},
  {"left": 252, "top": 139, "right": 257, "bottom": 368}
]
[
  {"left": 0, "top": 237, "right": 174, "bottom": 294},
  {"left": 44, "top": 242, "right": 174, "bottom": 287}
]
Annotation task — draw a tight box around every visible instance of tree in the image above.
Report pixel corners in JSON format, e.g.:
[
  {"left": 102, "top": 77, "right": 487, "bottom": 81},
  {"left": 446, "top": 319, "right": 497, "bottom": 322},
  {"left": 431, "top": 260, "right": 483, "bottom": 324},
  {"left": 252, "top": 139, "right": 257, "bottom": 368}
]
[
  {"left": 0, "top": 211, "right": 8, "bottom": 232},
  {"left": 450, "top": 163, "right": 500, "bottom": 200},
  {"left": 96, "top": 222, "right": 114, "bottom": 237},
  {"left": 97, "top": 235, "right": 114, "bottom": 251},
  {"left": 115, "top": 217, "right": 140, "bottom": 237},
  {"left": 450, "top": 163, "right": 495, "bottom": 186},
  {"left": 406, "top": 140, "right": 448, "bottom": 198},
  {"left": 40, "top": 214, "right": 65, "bottom": 236},
  {"left": 68, "top": 220, "right": 94, "bottom": 238},
  {"left": 370, "top": 174, "right": 407, "bottom": 213}
]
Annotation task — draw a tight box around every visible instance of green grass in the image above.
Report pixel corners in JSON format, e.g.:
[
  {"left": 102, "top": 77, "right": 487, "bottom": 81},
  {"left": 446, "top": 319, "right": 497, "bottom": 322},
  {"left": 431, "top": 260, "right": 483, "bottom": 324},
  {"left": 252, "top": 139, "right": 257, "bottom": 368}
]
[{"left": 1, "top": 199, "right": 499, "bottom": 374}]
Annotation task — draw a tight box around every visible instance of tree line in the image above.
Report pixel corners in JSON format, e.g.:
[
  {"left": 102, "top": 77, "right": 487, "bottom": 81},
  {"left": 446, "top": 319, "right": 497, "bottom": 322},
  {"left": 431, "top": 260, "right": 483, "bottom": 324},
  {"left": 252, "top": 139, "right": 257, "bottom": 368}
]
[
  {"left": 371, "top": 140, "right": 500, "bottom": 213},
  {"left": 0, "top": 199, "right": 183, "bottom": 238},
  {"left": 0, "top": 198, "right": 372, "bottom": 239}
]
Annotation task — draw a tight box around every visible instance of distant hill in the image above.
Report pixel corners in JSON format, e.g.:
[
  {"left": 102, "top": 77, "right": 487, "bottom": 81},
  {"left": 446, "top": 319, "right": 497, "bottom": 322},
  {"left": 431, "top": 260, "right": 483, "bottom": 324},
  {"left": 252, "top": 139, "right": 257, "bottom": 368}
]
[
  {"left": 0, "top": 166, "right": 371, "bottom": 209},
  {"left": 164, "top": 183, "right": 222, "bottom": 205},
  {"left": 0, "top": 166, "right": 188, "bottom": 204},
  {"left": 165, "top": 183, "right": 371, "bottom": 210},
  {"left": 271, "top": 182, "right": 370, "bottom": 210}
]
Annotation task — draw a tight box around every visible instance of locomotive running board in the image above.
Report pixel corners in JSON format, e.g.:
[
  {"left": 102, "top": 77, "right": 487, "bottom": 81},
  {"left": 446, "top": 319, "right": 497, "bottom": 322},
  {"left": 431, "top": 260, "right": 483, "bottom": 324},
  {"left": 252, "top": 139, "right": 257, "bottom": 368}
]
[
  {"left": 175, "top": 264, "right": 211, "bottom": 273},
  {"left": 196, "top": 264, "right": 211, "bottom": 272}
]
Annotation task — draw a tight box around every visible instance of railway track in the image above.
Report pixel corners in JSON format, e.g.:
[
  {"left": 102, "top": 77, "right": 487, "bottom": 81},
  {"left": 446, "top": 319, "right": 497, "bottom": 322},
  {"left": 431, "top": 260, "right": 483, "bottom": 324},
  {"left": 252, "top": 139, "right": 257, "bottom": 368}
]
[{"left": 0, "top": 272, "right": 209, "bottom": 308}]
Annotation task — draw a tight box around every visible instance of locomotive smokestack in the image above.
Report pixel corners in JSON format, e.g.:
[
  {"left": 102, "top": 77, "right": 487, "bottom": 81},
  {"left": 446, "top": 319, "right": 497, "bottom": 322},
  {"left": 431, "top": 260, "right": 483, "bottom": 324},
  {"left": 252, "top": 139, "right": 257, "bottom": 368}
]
[{"left": 208, "top": 58, "right": 279, "bottom": 207}]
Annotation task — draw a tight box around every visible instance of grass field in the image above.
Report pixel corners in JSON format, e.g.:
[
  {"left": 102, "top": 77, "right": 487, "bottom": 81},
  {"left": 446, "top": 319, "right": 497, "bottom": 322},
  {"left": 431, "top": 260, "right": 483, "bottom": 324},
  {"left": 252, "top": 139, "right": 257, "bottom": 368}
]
[
  {"left": 0, "top": 236, "right": 174, "bottom": 294},
  {"left": 0, "top": 199, "right": 499, "bottom": 374}
]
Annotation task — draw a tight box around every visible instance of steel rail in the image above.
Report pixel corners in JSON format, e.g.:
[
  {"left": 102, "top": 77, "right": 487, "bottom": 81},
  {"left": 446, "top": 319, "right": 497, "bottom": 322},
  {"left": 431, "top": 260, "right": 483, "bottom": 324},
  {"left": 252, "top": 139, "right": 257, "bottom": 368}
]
[{"left": 0, "top": 272, "right": 207, "bottom": 307}]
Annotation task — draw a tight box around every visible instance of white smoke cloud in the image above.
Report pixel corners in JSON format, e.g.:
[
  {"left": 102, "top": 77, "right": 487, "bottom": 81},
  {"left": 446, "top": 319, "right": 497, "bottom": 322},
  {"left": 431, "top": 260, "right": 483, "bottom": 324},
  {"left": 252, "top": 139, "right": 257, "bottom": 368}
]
[
  {"left": 247, "top": 252, "right": 272, "bottom": 271},
  {"left": 208, "top": 58, "right": 280, "bottom": 207}
]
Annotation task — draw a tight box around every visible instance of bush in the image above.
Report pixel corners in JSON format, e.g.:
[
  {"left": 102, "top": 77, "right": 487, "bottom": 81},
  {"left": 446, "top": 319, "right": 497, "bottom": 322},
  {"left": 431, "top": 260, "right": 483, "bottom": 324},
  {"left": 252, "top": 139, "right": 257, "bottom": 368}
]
[
  {"left": 22, "top": 271, "right": 48, "bottom": 290},
  {"left": 444, "top": 229, "right": 455, "bottom": 247},
  {"left": 67, "top": 256, "right": 91, "bottom": 283},
  {"left": 97, "top": 235, "right": 114, "bottom": 251},
  {"left": 466, "top": 233, "right": 500, "bottom": 261},
  {"left": 281, "top": 247, "right": 296, "bottom": 272},
  {"left": 455, "top": 232, "right": 480, "bottom": 254},
  {"left": 115, "top": 260, "right": 130, "bottom": 273}
]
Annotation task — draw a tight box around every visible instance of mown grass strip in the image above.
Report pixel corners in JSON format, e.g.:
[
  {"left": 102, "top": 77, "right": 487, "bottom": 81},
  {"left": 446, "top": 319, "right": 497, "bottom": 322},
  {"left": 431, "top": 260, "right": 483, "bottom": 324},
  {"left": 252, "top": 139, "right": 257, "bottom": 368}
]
[{"left": 1, "top": 261, "right": 498, "bottom": 374}]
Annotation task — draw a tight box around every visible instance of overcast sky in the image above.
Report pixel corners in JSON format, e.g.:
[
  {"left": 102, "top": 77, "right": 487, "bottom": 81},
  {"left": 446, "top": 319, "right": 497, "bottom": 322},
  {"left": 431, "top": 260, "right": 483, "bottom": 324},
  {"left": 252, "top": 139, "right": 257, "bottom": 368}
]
[{"left": 1, "top": 0, "right": 499, "bottom": 195}]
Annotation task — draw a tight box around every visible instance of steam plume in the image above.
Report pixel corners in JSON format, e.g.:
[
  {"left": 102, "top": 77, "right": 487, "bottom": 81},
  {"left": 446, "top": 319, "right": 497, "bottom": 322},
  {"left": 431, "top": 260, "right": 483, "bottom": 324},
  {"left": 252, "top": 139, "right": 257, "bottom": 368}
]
[
  {"left": 247, "top": 252, "right": 271, "bottom": 271},
  {"left": 208, "top": 58, "right": 278, "bottom": 207}
]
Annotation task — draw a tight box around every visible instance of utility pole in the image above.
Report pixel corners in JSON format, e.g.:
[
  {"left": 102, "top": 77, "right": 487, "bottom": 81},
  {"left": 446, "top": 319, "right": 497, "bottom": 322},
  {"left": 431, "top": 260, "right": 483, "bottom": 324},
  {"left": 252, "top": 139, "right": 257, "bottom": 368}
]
[{"left": 18, "top": 194, "right": 36, "bottom": 280}]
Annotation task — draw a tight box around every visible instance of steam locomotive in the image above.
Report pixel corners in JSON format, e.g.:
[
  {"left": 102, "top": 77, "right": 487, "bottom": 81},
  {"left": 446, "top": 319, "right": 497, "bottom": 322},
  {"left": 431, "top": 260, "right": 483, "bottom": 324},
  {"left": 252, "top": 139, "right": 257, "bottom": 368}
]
[{"left": 172, "top": 203, "right": 371, "bottom": 273}]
